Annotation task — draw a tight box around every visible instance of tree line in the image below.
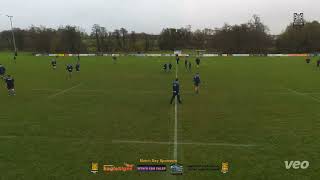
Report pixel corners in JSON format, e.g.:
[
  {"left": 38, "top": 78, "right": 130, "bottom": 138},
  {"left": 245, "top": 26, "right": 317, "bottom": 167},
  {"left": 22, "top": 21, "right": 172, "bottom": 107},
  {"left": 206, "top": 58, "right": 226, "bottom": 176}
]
[{"left": 0, "top": 15, "right": 320, "bottom": 54}]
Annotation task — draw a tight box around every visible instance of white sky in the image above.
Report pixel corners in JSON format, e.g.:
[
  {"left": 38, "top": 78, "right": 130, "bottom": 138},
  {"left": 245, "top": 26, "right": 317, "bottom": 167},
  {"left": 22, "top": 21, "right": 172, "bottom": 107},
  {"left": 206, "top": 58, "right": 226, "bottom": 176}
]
[{"left": 0, "top": 0, "right": 318, "bottom": 34}]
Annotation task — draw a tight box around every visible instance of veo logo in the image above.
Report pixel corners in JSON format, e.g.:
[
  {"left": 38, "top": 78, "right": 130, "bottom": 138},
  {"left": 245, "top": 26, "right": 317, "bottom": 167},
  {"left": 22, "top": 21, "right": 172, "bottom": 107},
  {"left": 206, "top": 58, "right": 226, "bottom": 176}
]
[{"left": 284, "top": 161, "right": 309, "bottom": 169}]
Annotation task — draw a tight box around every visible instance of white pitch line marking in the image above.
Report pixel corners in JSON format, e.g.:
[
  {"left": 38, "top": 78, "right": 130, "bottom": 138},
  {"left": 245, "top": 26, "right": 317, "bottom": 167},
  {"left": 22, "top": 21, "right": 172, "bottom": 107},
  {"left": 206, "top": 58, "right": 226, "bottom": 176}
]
[
  {"left": 48, "top": 83, "right": 82, "bottom": 98},
  {"left": 32, "top": 89, "right": 62, "bottom": 91},
  {"left": 34, "top": 89, "right": 205, "bottom": 95},
  {"left": 0, "top": 135, "right": 18, "bottom": 139},
  {"left": 112, "top": 140, "right": 257, "bottom": 147},
  {"left": 286, "top": 88, "right": 320, "bottom": 103},
  {"left": 173, "top": 61, "right": 179, "bottom": 161},
  {"left": 173, "top": 95, "right": 178, "bottom": 160}
]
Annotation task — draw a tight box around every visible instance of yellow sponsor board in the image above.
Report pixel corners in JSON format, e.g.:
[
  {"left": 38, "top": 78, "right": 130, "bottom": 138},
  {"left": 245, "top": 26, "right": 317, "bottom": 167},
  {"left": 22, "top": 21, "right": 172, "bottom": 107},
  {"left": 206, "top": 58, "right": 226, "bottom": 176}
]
[
  {"left": 221, "top": 162, "right": 229, "bottom": 174},
  {"left": 91, "top": 162, "right": 99, "bottom": 173}
]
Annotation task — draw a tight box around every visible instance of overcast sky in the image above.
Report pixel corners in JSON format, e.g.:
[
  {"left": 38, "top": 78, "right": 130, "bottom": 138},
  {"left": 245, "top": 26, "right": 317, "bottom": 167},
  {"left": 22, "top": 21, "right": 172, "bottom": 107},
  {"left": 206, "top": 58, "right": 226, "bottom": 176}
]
[{"left": 0, "top": 0, "right": 318, "bottom": 34}]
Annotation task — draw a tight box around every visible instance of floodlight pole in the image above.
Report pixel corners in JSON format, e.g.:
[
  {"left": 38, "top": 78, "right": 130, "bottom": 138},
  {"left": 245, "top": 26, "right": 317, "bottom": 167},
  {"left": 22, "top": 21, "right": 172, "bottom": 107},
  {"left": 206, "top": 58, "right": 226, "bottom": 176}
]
[{"left": 6, "top": 15, "right": 17, "bottom": 56}]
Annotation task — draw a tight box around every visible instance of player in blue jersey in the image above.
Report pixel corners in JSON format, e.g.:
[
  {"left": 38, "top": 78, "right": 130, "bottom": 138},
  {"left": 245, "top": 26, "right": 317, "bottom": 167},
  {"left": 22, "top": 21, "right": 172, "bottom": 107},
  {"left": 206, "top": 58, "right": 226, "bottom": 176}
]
[
  {"left": 170, "top": 78, "right": 182, "bottom": 104},
  {"left": 193, "top": 73, "right": 201, "bottom": 94},
  {"left": 0, "top": 64, "right": 6, "bottom": 79},
  {"left": 66, "top": 64, "right": 73, "bottom": 78},
  {"left": 5, "top": 75, "right": 15, "bottom": 96}
]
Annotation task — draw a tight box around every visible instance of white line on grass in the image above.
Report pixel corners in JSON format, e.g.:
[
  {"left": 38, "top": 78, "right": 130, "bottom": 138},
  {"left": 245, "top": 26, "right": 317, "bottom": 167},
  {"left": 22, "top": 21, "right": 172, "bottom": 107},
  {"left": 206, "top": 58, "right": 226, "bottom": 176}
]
[
  {"left": 112, "top": 140, "right": 257, "bottom": 147},
  {"left": 48, "top": 83, "right": 82, "bottom": 98},
  {"left": 34, "top": 89, "right": 207, "bottom": 95},
  {"left": 32, "top": 89, "right": 62, "bottom": 91},
  {"left": 173, "top": 61, "right": 178, "bottom": 161},
  {"left": 174, "top": 95, "right": 178, "bottom": 160},
  {"left": 286, "top": 88, "right": 320, "bottom": 103},
  {"left": 0, "top": 135, "right": 18, "bottom": 139}
]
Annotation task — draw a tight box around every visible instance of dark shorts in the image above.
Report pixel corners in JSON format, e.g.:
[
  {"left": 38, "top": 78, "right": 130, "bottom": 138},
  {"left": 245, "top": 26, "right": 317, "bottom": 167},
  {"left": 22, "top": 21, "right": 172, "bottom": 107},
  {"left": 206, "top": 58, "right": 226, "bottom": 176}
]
[
  {"left": 68, "top": 70, "right": 72, "bottom": 72},
  {"left": 194, "top": 83, "right": 200, "bottom": 87},
  {"left": 7, "top": 85, "right": 14, "bottom": 89}
]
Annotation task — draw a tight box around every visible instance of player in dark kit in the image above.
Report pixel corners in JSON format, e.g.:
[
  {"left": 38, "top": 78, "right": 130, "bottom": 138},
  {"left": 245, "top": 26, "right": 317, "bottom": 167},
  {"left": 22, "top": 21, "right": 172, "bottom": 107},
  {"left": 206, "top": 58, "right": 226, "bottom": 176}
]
[
  {"left": 196, "top": 57, "right": 201, "bottom": 68},
  {"left": 51, "top": 58, "right": 57, "bottom": 70},
  {"left": 0, "top": 64, "right": 6, "bottom": 79},
  {"left": 168, "top": 63, "right": 173, "bottom": 71},
  {"left": 66, "top": 64, "right": 73, "bottom": 78},
  {"left": 317, "top": 59, "right": 320, "bottom": 67},
  {"left": 112, "top": 55, "right": 117, "bottom": 64},
  {"left": 176, "top": 54, "right": 180, "bottom": 64},
  {"left": 163, "top": 64, "right": 168, "bottom": 72},
  {"left": 306, "top": 57, "right": 311, "bottom": 63},
  {"left": 76, "top": 55, "right": 80, "bottom": 72},
  {"left": 188, "top": 61, "right": 192, "bottom": 72},
  {"left": 170, "top": 78, "right": 182, "bottom": 104},
  {"left": 76, "top": 62, "right": 80, "bottom": 72},
  {"left": 5, "top": 75, "right": 15, "bottom": 96},
  {"left": 193, "top": 73, "right": 201, "bottom": 94},
  {"left": 184, "top": 58, "right": 188, "bottom": 69}
]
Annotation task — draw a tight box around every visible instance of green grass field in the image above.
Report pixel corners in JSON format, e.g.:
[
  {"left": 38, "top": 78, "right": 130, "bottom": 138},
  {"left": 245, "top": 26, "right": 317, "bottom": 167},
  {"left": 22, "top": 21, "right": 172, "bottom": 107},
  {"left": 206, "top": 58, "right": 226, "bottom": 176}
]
[{"left": 0, "top": 53, "right": 319, "bottom": 180}]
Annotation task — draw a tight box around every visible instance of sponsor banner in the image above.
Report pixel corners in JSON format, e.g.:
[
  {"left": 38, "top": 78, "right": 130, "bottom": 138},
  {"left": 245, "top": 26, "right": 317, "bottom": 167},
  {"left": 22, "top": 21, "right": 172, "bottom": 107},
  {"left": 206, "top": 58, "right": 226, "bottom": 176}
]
[
  {"left": 127, "top": 54, "right": 141, "bottom": 56},
  {"left": 136, "top": 165, "right": 167, "bottom": 172},
  {"left": 251, "top": 54, "right": 267, "bottom": 56},
  {"left": 146, "top": 54, "right": 162, "bottom": 57},
  {"left": 232, "top": 54, "right": 250, "bottom": 57},
  {"left": 288, "top": 54, "right": 308, "bottom": 57},
  {"left": 170, "top": 164, "right": 183, "bottom": 175},
  {"left": 80, "top": 54, "right": 91, "bottom": 56},
  {"left": 203, "top": 54, "right": 219, "bottom": 57},
  {"left": 35, "top": 53, "right": 312, "bottom": 57},
  {"left": 48, "top": 54, "right": 61, "bottom": 57},
  {"left": 35, "top": 53, "right": 48, "bottom": 56},
  {"left": 187, "top": 165, "right": 220, "bottom": 171},
  {"left": 91, "top": 162, "right": 99, "bottom": 174},
  {"left": 103, "top": 163, "right": 134, "bottom": 174},
  {"left": 174, "top": 50, "right": 182, "bottom": 55},
  {"left": 267, "top": 54, "right": 289, "bottom": 57}
]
